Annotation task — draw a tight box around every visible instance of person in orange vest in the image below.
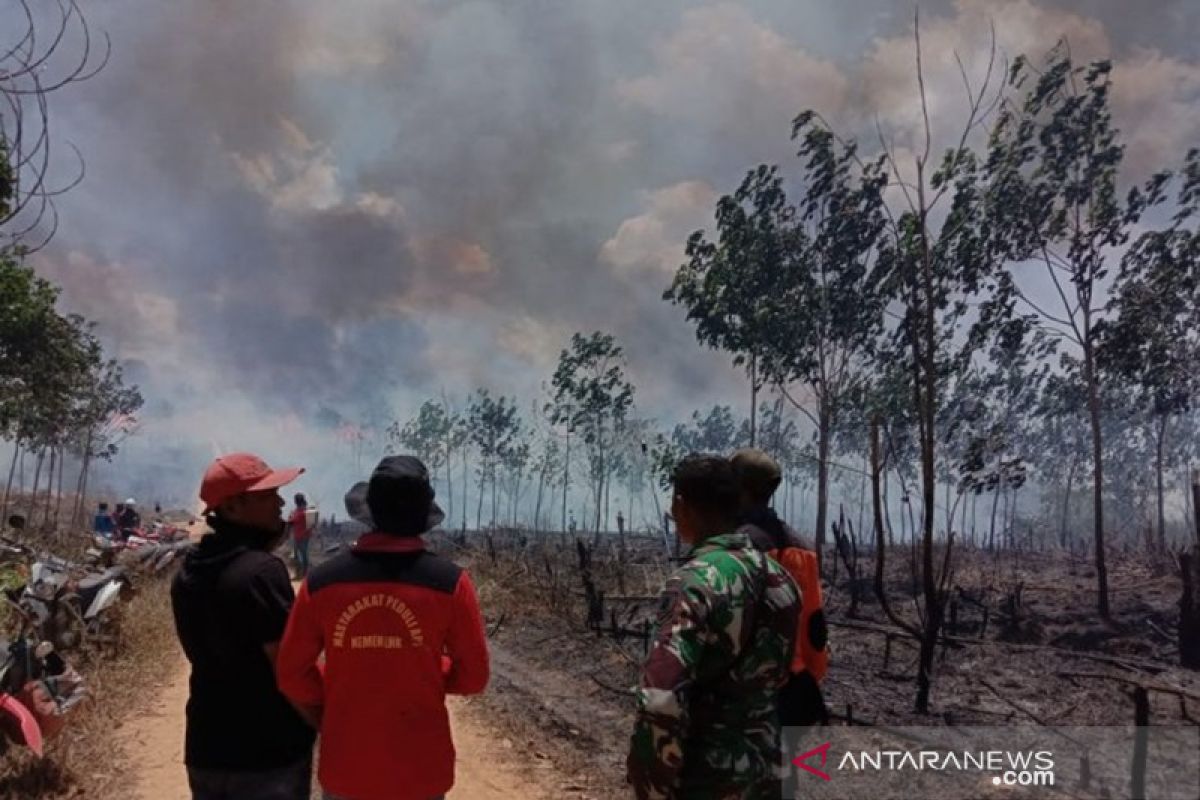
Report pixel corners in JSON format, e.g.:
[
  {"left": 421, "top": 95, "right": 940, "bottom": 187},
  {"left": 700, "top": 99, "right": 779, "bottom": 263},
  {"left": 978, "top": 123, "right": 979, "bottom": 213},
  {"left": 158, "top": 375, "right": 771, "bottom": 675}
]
[{"left": 731, "top": 448, "right": 829, "bottom": 727}]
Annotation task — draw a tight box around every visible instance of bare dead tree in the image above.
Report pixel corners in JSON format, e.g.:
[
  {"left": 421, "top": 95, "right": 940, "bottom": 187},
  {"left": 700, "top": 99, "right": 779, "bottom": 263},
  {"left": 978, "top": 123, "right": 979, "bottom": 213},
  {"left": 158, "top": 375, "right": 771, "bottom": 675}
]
[{"left": 1, "top": 0, "right": 110, "bottom": 249}]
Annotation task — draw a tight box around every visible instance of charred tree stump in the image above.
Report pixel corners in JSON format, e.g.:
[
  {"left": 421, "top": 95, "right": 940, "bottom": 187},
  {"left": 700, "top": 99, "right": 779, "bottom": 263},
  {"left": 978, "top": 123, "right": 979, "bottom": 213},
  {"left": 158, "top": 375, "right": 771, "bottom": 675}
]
[
  {"left": 577, "top": 539, "right": 604, "bottom": 631},
  {"left": 834, "top": 509, "right": 862, "bottom": 618},
  {"left": 1131, "top": 686, "right": 1149, "bottom": 800},
  {"left": 1178, "top": 550, "right": 1200, "bottom": 669},
  {"left": 998, "top": 582, "right": 1043, "bottom": 644}
]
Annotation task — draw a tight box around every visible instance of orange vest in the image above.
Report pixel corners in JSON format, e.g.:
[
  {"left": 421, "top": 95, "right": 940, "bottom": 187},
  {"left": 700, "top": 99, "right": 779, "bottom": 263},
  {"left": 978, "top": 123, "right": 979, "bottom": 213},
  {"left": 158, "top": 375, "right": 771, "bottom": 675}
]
[{"left": 769, "top": 546, "right": 828, "bottom": 682}]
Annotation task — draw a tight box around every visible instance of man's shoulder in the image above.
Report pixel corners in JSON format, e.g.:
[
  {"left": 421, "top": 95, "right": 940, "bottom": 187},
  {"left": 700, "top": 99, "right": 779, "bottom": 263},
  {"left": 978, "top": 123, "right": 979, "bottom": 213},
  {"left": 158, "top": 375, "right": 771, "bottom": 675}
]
[
  {"left": 221, "top": 550, "right": 289, "bottom": 588},
  {"left": 307, "top": 548, "right": 462, "bottom": 595},
  {"left": 679, "top": 542, "right": 760, "bottom": 598}
]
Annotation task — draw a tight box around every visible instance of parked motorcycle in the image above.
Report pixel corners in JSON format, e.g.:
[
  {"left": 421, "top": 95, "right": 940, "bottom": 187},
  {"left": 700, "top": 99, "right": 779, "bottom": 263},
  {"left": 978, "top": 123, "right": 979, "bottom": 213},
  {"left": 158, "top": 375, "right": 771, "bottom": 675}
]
[
  {"left": 0, "top": 636, "right": 86, "bottom": 756},
  {"left": 4, "top": 550, "right": 133, "bottom": 654}
]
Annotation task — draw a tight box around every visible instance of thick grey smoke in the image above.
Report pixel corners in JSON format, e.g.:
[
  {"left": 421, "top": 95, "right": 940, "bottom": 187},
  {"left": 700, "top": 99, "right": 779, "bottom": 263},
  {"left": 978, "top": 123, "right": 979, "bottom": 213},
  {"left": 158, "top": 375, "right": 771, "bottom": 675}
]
[{"left": 17, "top": 0, "right": 1197, "bottom": 506}]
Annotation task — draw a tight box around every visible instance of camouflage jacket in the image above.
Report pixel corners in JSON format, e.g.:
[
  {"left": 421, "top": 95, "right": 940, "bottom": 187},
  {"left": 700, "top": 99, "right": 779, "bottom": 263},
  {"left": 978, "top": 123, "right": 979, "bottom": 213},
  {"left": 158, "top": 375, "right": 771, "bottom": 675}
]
[{"left": 628, "top": 532, "right": 801, "bottom": 800}]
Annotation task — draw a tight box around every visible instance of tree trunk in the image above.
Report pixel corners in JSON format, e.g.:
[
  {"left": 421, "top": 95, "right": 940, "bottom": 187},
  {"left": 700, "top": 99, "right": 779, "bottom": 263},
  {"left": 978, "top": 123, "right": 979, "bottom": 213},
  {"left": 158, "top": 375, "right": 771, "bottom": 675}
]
[
  {"left": 988, "top": 482, "right": 1001, "bottom": 551},
  {"left": 445, "top": 450, "right": 454, "bottom": 529},
  {"left": 969, "top": 491, "right": 978, "bottom": 548},
  {"left": 959, "top": 487, "right": 969, "bottom": 549},
  {"left": 1061, "top": 458, "right": 1077, "bottom": 549},
  {"left": 1184, "top": 467, "right": 1196, "bottom": 547},
  {"left": 749, "top": 354, "right": 758, "bottom": 447},
  {"left": 71, "top": 435, "right": 86, "bottom": 529},
  {"left": 491, "top": 463, "right": 498, "bottom": 528},
  {"left": 534, "top": 463, "right": 546, "bottom": 534},
  {"left": 54, "top": 446, "right": 66, "bottom": 527},
  {"left": 561, "top": 431, "right": 570, "bottom": 533},
  {"left": 915, "top": 195, "right": 946, "bottom": 715},
  {"left": 461, "top": 447, "right": 469, "bottom": 533},
  {"left": 1083, "top": 341, "right": 1110, "bottom": 618},
  {"left": 857, "top": 457, "right": 869, "bottom": 547},
  {"left": 2, "top": 440, "right": 20, "bottom": 530},
  {"left": 42, "top": 447, "right": 56, "bottom": 529},
  {"left": 1155, "top": 414, "right": 1167, "bottom": 552},
  {"left": 76, "top": 451, "right": 92, "bottom": 530},
  {"left": 592, "top": 441, "right": 605, "bottom": 545},
  {"left": 882, "top": 468, "right": 896, "bottom": 548},
  {"left": 30, "top": 449, "right": 44, "bottom": 524},
  {"left": 815, "top": 401, "right": 831, "bottom": 576},
  {"left": 1192, "top": 471, "right": 1200, "bottom": 550},
  {"left": 603, "top": 464, "right": 611, "bottom": 533},
  {"left": 476, "top": 464, "right": 486, "bottom": 531}
]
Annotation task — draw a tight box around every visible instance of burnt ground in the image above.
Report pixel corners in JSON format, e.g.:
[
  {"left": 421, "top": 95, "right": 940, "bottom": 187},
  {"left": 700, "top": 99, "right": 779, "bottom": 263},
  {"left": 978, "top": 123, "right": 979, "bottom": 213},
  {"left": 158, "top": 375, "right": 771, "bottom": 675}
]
[{"left": 403, "top": 530, "right": 1200, "bottom": 800}]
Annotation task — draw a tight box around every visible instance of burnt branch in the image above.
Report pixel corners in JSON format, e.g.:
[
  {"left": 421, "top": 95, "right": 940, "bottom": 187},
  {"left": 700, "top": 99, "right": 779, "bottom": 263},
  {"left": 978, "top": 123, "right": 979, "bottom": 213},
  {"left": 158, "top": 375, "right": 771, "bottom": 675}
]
[{"left": 1, "top": 0, "right": 109, "bottom": 250}]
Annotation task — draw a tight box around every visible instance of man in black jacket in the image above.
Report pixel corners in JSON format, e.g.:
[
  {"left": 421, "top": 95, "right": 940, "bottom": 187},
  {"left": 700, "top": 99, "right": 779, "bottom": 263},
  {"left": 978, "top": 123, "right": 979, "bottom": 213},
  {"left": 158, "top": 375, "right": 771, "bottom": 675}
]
[{"left": 171, "top": 452, "right": 316, "bottom": 800}]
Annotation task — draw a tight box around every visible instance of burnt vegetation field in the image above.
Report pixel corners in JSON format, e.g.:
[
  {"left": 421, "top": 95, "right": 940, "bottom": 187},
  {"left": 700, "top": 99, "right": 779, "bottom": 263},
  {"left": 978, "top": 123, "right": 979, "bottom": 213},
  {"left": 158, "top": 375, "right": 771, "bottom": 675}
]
[{"left": 386, "top": 519, "right": 1200, "bottom": 800}]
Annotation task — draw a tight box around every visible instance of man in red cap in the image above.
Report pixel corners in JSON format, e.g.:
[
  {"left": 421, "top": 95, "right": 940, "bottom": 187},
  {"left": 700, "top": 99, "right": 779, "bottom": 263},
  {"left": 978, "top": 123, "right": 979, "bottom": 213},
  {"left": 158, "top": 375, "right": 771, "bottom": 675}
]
[
  {"left": 277, "top": 455, "right": 489, "bottom": 800},
  {"left": 171, "top": 452, "right": 317, "bottom": 800}
]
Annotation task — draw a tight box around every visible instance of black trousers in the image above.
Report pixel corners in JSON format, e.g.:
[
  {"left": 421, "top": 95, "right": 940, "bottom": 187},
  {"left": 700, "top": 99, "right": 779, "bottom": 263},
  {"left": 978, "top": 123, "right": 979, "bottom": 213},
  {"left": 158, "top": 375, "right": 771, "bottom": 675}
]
[{"left": 187, "top": 758, "right": 311, "bottom": 800}]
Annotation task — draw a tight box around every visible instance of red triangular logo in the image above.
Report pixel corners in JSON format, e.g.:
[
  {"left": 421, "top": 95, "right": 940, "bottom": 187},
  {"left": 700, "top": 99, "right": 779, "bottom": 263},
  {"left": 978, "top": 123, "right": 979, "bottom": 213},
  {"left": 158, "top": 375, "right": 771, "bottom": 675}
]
[{"left": 793, "top": 741, "right": 832, "bottom": 781}]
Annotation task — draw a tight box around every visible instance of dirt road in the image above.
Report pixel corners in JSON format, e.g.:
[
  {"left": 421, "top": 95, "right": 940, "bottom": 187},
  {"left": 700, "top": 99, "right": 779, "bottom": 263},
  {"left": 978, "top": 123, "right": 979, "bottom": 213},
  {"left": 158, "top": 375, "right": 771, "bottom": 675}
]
[
  {"left": 119, "top": 522, "right": 569, "bottom": 798},
  {"left": 119, "top": 649, "right": 562, "bottom": 799}
]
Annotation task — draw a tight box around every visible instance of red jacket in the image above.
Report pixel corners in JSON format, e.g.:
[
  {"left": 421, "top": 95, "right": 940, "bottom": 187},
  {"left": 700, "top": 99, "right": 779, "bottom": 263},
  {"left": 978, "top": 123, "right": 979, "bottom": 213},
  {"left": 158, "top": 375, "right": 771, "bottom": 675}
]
[{"left": 276, "top": 533, "right": 489, "bottom": 800}]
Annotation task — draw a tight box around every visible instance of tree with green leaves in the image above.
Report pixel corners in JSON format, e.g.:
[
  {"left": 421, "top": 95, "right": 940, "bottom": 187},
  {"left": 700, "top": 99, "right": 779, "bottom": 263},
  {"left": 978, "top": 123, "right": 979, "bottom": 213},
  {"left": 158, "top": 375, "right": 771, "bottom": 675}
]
[
  {"left": 548, "top": 332, "right": 634, "bottom": 540},
  {"left": 501, "top": 431, "right": 531, "bottom": 527},
  {"left": 802, "top": 19, "right": 1004, "bottom": 712},
  {"left": 529, "top": 431, "right": 563, "bottom": 532},
  {"left": 670, "top": 405, "right": 745, "bottom": 453},
  {"left": 388, "top": 398, "right": 466, "bottom": 526},
  {"left": 666, "top": 169, "right": 795, "bottom": 445},
  {"left": 985, "top": 44, "right": 1168, "bottom": 616},
  {"left": 68, "top": 352, "right": 142, "bottom": 528},
  {"left": 388, "top": 400, "right": 450, "bottom": 472},
  {"left": 467, "top": 389, "right": 521, "bottom": 530},
  {"left": 1099, "top": 149, "right": 1199, "bottom": 550},
  {"left": 946, "top": 317, "right": 1051, "bottom": 550},
  {"left": 771, "top": 121, "right": 890, "bottom": 569}
]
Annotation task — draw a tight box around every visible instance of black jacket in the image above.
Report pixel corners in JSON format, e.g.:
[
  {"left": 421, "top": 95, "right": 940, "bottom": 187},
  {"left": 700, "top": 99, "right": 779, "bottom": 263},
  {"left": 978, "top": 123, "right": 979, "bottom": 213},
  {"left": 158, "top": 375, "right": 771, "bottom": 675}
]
[{"left": 170, "top": 517, "right": 315, "bottom": 770}]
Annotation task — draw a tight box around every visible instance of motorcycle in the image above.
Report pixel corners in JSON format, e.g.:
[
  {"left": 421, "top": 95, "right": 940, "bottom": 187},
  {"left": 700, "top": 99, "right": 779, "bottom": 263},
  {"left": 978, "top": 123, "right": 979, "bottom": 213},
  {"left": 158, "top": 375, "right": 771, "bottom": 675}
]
[
  {"left": 0, "top": 636, "right": 86, "bottom": 756},
  {"left": 5, "top": 552, "right": 133, "bottom": 654}
]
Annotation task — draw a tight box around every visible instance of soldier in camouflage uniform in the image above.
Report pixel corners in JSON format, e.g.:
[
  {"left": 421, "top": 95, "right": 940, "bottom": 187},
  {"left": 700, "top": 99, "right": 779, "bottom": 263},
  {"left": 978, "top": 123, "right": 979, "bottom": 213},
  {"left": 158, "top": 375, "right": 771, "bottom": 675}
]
[{"left": 628, "top": 454, "right": 801, "bottom": 800}]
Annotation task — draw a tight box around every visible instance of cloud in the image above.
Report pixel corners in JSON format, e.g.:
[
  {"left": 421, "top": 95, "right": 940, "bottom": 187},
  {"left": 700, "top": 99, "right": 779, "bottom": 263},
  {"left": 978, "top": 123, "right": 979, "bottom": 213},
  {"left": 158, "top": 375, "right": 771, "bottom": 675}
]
[
  {"left": 857, "top": 0, "right": 1109, "bottom": 150},
  {"left": 1111, "top": 49, "right": 1200, "bottom": 178},
  {"left": 231, "top": 118, "right": 343, "bottom": 213},
  {"left": 23, "top": 0, "right": 1197, "bottom": 509},
  {"left": 32, "top": 250, "right": 183, "bottom": 366},
  {"left": 617, "top": 3, "right": 849, "bottom": 157},
  {"left": 857, "top": 0, "right": 1199, "bottom": 181},
  {"left": 600, "top": 180, "right": 718, "bottom": 278}
]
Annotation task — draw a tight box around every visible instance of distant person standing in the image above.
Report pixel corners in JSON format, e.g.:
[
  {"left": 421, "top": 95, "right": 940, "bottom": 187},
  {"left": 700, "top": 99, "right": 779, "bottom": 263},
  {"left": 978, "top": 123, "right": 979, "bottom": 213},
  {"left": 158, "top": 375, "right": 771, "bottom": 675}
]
[
  {"left": 118, "top": 498, "right": 141, "bottom": 536},
  {"left": 93, "top": 502, "right": 115, "bottom": 539},
  {"left": 289, "top": 493, "right": 313, "bottom": 579}
]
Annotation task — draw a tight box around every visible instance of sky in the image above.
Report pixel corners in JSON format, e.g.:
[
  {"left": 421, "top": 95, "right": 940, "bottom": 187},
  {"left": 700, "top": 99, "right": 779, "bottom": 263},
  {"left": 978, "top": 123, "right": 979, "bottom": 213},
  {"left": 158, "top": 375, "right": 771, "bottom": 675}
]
[{"left": 8, "top": 0, "right": 1198, "bottom": 510}]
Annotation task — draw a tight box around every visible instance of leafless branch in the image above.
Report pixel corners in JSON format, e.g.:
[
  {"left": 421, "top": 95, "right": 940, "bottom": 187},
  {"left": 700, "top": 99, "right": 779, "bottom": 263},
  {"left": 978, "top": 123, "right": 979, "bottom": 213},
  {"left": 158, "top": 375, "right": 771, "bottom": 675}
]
[{"left": 1, "top": 0, "right": 108, "bottom": 249}]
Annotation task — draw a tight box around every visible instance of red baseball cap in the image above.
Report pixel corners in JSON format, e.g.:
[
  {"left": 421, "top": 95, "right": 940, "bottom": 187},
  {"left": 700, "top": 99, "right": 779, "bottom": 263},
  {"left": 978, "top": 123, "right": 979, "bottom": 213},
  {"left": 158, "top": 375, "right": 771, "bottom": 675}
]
[{"left": 200, "top": 452, "right": 305, "bottom": 514}]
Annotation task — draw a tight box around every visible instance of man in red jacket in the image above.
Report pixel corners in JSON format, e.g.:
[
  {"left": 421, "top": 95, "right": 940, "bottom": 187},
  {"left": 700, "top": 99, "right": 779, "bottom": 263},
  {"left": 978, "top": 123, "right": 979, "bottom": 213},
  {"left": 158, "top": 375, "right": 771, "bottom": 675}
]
[{"left": 276, "top": 455, "right": 489, "bottom": 800}]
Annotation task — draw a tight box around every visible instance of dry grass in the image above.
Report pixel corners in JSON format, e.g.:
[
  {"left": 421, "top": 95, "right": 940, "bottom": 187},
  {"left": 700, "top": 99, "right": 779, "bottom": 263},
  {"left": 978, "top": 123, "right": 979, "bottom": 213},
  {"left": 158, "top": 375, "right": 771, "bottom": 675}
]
[{"left": 0, "top": 573, "right": 179, "bottom": 799}]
